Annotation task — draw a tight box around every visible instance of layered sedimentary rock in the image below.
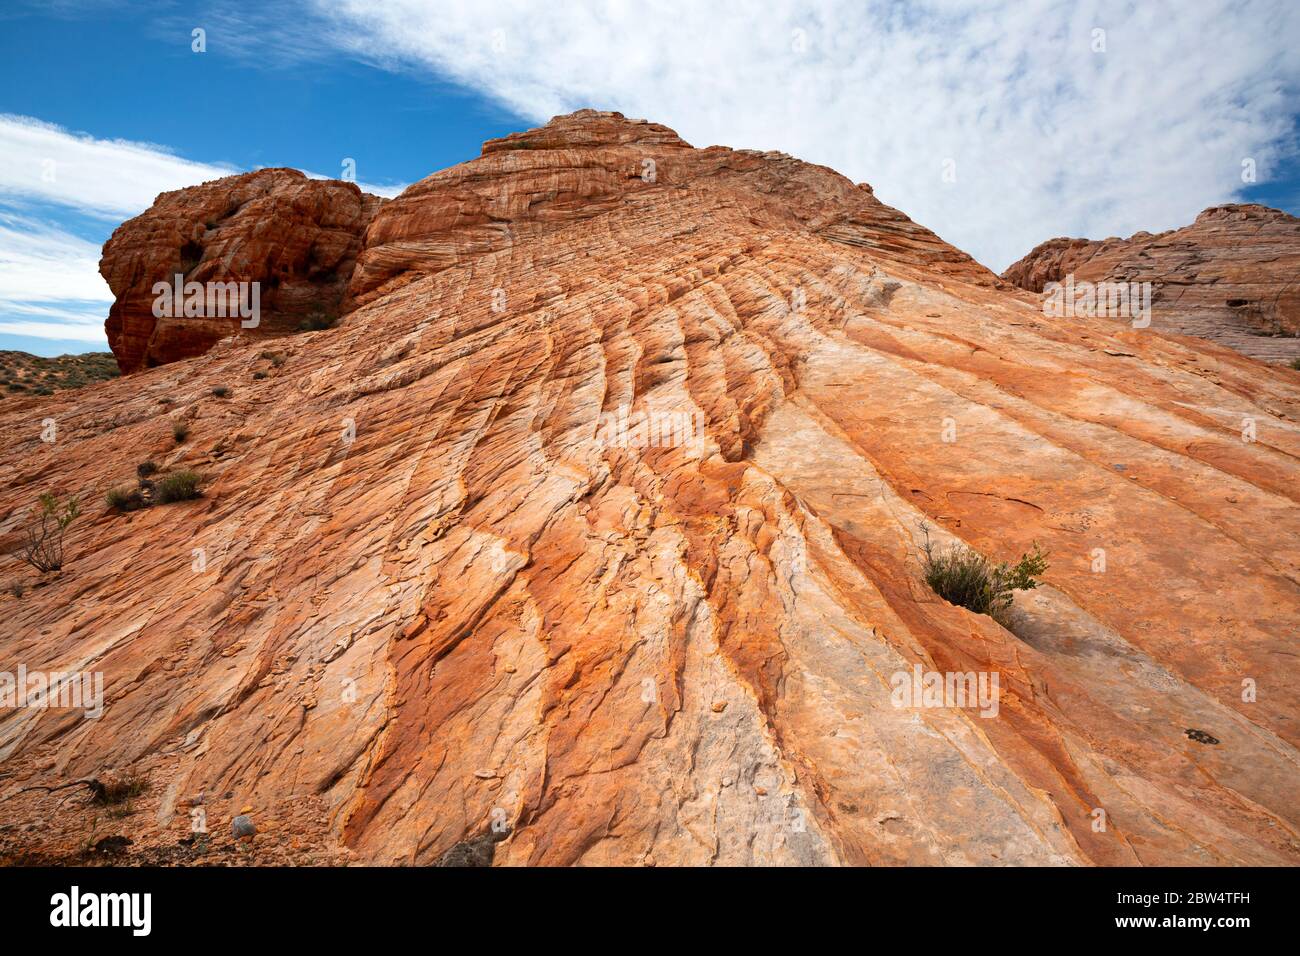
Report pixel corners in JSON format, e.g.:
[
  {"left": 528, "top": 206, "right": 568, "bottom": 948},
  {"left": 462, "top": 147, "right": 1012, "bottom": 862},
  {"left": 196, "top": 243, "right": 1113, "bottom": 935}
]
[
  {"left": 2, "top": 112, "right": 1298, "bottom": 866},
  {"left": 101, "top": 168, "right": 383, "bottom": 373},
  {"left": 1003, "top": 204, "right": 1300, "bottom": 364},
  {"left": 345, "top": 110, "right": 992, "bottom": 310}
]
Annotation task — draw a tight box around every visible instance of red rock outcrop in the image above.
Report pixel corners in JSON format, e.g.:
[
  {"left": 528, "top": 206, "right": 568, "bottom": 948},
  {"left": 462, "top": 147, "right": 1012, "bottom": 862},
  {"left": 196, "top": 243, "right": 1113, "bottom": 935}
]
[
  {"left": 101, "top": 168, "right": 383, "bottom": 373},
  {"left": 2, "top": 112, "right": 1298, "bottom": 866},
  {"left": 1003, "top": 204, "right": 1300, "bottom": 364},
  {"left": 345, "top": 109, "right": 993, "bottom": 310}
]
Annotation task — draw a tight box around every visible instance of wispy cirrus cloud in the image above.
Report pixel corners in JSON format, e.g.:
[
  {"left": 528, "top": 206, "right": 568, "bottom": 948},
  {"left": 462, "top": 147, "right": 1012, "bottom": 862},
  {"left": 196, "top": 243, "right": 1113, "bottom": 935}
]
[
  {"left": 0, "top": 214, "right": 113, "bottom": 301},
  {"left": 0, "top": 213, "right": 113, "bottom": 343},
  {"left": 314, "top": 0, "right": 1300, "bottom": 271},
  {"left": 0, "top": 113, "right": 236, "bottom": 218}
]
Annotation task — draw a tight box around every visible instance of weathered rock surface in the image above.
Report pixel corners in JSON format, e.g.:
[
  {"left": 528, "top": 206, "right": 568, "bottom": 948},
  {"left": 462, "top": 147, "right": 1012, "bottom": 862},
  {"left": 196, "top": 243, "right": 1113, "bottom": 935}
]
[
  {"left": 101, "top": 168, "right": 383, "bottom": 373},
  {"left": 2, "top": 112, "right": 1298, "bottom": 866},
  {"left": 1003, "top": 204, "right": 1300, "bottom": 364}
]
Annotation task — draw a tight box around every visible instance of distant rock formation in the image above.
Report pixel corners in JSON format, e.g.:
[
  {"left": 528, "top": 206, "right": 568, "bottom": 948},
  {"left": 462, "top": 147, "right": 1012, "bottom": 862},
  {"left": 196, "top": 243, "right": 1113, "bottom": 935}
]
[
  {"left": 2, "top": 112, "right": 1298, "bottom": 867},
  {"left": 100, "top": 168, "right": 383, "bottom": 372},
  {"left": 1003, "top": 204, "right": 1300, "bottom": 364}
]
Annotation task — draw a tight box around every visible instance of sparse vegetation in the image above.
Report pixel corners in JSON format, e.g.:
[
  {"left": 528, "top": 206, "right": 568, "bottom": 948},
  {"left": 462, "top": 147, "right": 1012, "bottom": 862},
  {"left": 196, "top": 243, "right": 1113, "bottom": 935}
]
[
  {"left": 211, "top": 386, "right": 230, "bottom": 398},
  {"left": 156, "top": 470, "right": 202, "bottom": 504},
  {"left": 19, "top": 494, "right": 80, "bottom": 573},
  {"left": 7, "top": 580, "right": 24, "bottom": 598},
  {"left": 105, "top": 485, "right": 146, "bottom": 512},
  {"left": 137, "top": 460, "right": 158, "bottom": 479},
  {"left": 86, "top": 773, "right": 149, "bottom": 807},
  {"left": 1290, "top": 357, "right": 1300, "bottom": 371},
  {"left": 172, "top": 420, "right": 190, "bottom": 443},
  {"left": 297, "top": 310, "right": 337, "bottom": 332},
  {"left": 0, "top": 351, "right": 118, "bottom": 400},
  {"left": 253, "top": 370, "right": 267, "bottom": 380},
  {"left": 918, "top": 524, "right": 1048, "bottom": 626}
]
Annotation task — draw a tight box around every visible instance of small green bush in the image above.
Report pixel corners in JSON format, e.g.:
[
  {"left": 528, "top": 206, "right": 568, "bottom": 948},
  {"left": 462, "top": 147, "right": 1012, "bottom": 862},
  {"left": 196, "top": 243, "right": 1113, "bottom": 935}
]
[
  {"left": 136, "top": 460, "right": 158, "bottom": 479},
  {"left": 211, "top": 386, "right": 230, "bottom": 398},
  {"left": 20, "top": 494, "right": 80, "bottom": 573},
  {"left": 156, "top": 470, "right": 202, "bottom": 504},
  {"left": 919, "top": 525, "right": 1047, "bottom": 626},
  {"left": 172, "top": 421, "right": 189, "bottom": 443}
]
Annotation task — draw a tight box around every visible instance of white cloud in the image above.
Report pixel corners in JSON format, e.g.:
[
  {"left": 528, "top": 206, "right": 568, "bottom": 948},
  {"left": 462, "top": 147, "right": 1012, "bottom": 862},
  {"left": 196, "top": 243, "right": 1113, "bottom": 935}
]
[
  {"left": 0, "top": 114, "right": 236, "bottom": 218},
  {"left": 0, "top": 213, "right": 113, "bottom": 347},
  {"left": 316, "top": 0, "right": 1300, "bottom": 271},
  {"left": 0, "top": 114, "right": 227, "bottom": 349},
  {"left": 0, "top": 317, "right": 110, "bottom": 344},
  {"left": 0, "top": 117, "right": 402, "bottom": 348},
  {"left": 299, "top": 168, "right": 407, "bottom": 198},
  {"left": 0, "top": 214, "right": 113, "bottom": 303}
]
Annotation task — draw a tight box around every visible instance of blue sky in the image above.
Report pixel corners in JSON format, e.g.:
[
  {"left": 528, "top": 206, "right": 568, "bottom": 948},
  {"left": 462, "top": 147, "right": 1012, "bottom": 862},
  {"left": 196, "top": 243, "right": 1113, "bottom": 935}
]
[
  {"left": 0, "top": 0, "right": 528, "bottom": 355},
  {"left": 2, "top": 0, "right": 1297, "bottom": 356}
]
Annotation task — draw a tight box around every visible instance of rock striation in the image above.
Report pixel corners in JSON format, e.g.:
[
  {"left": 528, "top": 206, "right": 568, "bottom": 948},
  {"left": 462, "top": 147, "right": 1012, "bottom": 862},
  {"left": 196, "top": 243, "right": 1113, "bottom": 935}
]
[
  {"left": 101, "top": 168, "right": 383, "bottom": 373},
  {"left": 1002, "top": 204, "right": 1300, "bottom": 364},
  {"left": 2, "top": 112, "right": 1298, "bottom": 866}
]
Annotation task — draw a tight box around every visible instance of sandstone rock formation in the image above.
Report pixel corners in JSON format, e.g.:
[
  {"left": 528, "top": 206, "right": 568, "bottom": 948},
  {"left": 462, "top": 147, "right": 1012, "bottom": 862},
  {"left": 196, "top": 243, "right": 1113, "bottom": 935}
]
[
  {"left": 101, "top": 168, "right": 383, "bottom": 373},
  {"left": 2, "top": 112, "right": 1298, "bottom": 866},
  {"left": 1002, "top": 204, "right": 1300, "bottom": 364}
]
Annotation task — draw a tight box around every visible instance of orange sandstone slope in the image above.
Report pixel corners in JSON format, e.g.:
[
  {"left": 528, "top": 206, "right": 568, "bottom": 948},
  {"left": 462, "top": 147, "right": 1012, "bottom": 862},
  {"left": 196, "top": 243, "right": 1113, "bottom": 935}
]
[{"left": 2, "top": 110, "right": 1299, "bottom": 866}]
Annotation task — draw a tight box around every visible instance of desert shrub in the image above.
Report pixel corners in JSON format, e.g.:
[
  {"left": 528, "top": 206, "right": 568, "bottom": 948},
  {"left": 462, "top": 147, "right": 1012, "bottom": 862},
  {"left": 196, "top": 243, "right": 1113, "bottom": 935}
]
[
  {"left": 297, "top": 311, "right": 336, "bottom": 332},
  {"left": 919, "top": 524, "right": 1047, "bottom": 626},
  {"left": 1290, "top": 357, "right": 1300, "bottom": 371},
  {"left": 105, "top": 485, "right": 145, "bottom": 512},
  {"left": 172, "top": 420, "right": 190, "bottom": 443},
  {"left": 156, "top": 470, "right": 202, "bottom": 504},
  {"left": 19, "top": 494, "right": 80, "bottom": 573},
  {"left": 211, "top": 386, "right": 230, "bottom": 398},
  {"left": 137, "top": 460, "right": 159, "bottom": 479},
  {"left": 87, "top": 773, "right": 149, "bottom": 806},
  {"left": 253, "top": 370, "right": 266, "bottom": 380},
  {"left": 7, "top": 581, "right": 24, "bottom": 598}
]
